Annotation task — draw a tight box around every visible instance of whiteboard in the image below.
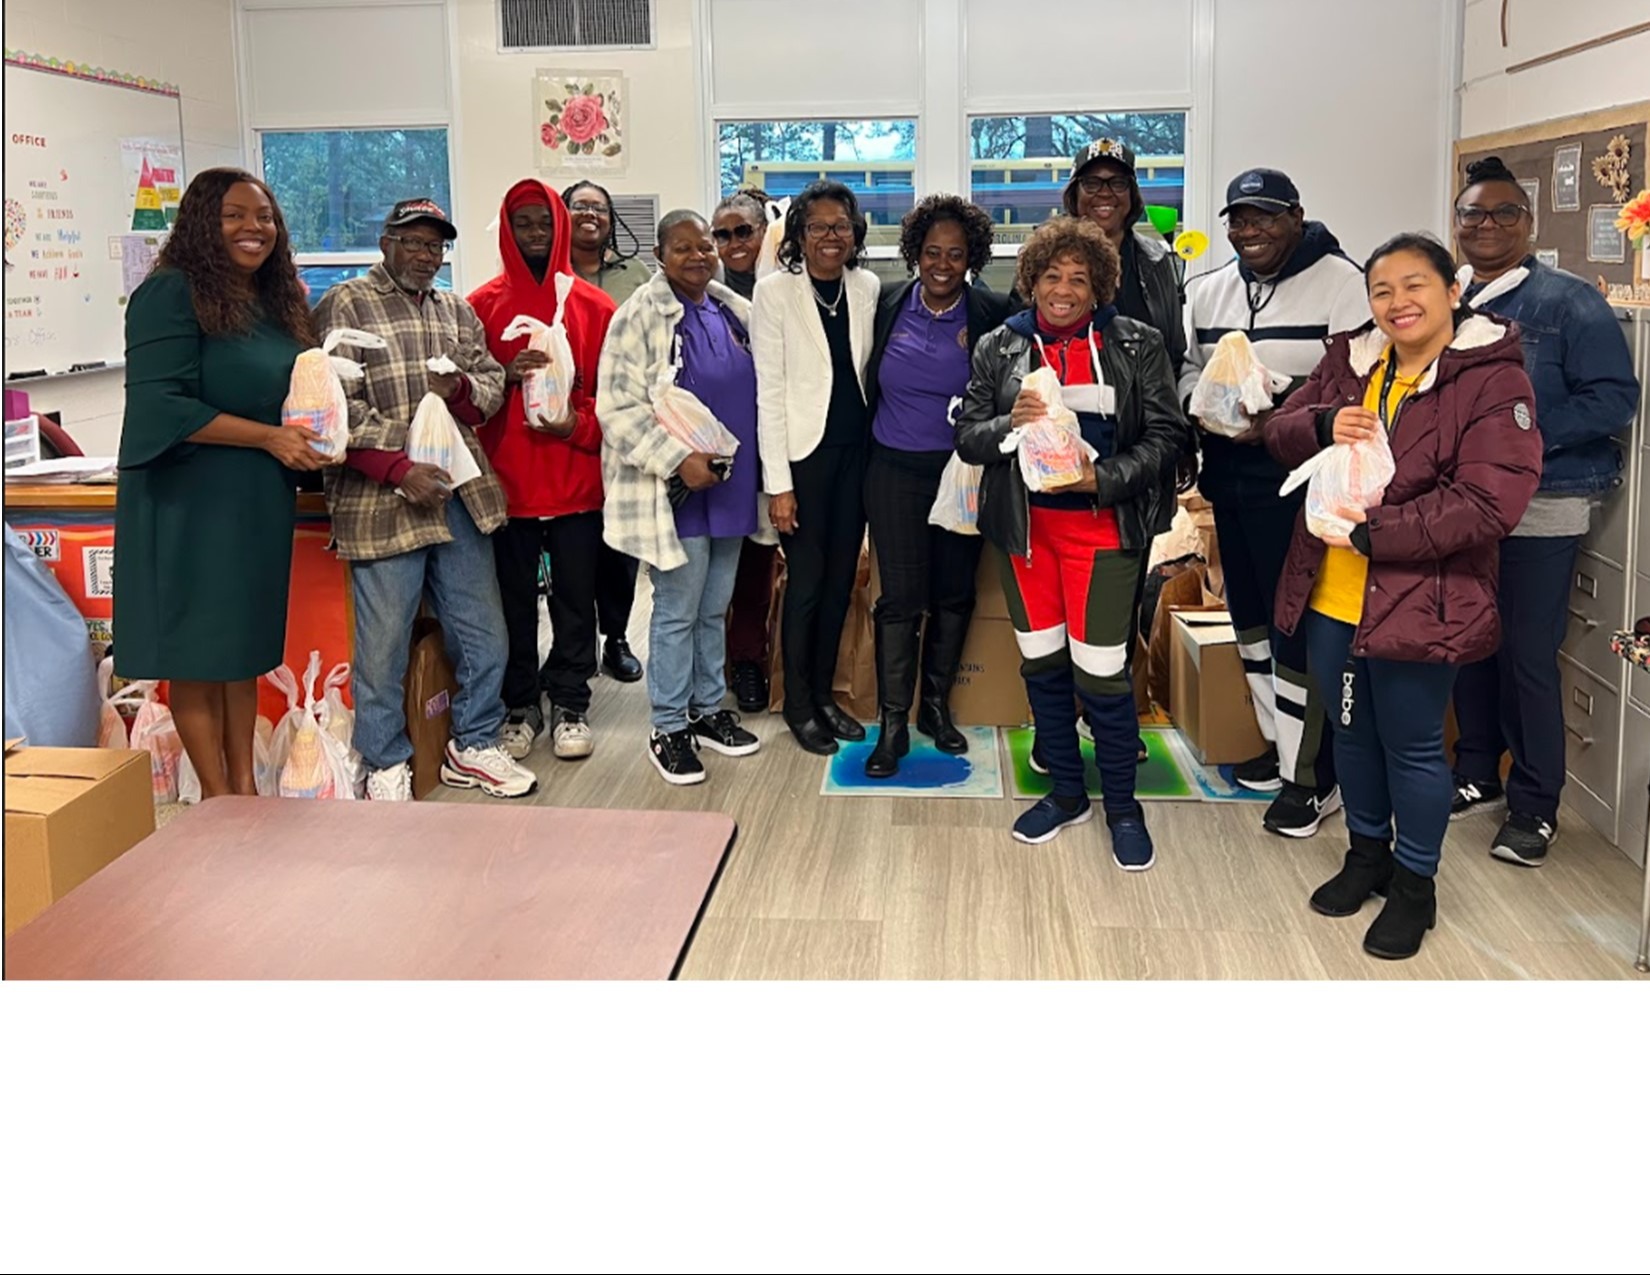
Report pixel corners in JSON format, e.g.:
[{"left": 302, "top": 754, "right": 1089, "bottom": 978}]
[{"left": 3, "top": 60, "right": 187, "bottom": 377}]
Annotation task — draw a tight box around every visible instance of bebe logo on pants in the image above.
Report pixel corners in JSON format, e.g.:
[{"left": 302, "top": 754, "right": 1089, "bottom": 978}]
[{"left": 1340, "top": 669, "right": 1355, "bottom": 726}]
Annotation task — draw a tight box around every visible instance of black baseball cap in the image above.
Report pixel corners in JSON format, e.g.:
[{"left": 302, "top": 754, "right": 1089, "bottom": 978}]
[
  {"left": 1070, "top": 137, "right": 1138, "bottom": 178},
  {"left": 1220, "top": 168, "right": 1300, "bottom": 216},
  {"left": 384, "top": 197, "right": 457, "bottom": 241}
]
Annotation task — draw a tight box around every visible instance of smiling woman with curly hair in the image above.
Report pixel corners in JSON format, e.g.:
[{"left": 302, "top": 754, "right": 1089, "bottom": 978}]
[
  {"left": 858, "top": 194, "right": 1009, "bottom": 779},
  {"left": 114, "top": 167, "right": 323, "bottom": 800}
]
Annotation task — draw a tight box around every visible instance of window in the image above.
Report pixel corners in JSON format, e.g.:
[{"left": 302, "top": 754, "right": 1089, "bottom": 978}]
[
  {"left": 260, "top": 127, "right": 454, "bottom": 293},
  {"left": 298, "top": 263, "right": 453, "bottom": 298},
  {"left": 717, "top": 119, "right": 917, "bottom": 251},
  {"left": 967, "top": 112, "right": 1187, "bottom": 249},
  {"left": 500, "top": 0, "right": 653, "bottom": 50}
]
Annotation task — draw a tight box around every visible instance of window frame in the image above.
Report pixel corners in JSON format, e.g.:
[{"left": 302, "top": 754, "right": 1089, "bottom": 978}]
[
  {"left": 711, "top": 115, "right": 922, "bottom": 260},
  {"left": 253, "top": 124, "right": 461, "bottom": 290},
  {"left": 963, "top": 109, "right": 1192, "bottom": 258}
]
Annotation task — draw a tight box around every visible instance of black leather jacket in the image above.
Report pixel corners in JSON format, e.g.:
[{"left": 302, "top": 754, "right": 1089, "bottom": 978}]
[
  {"left": 954, "top": 313, "right": 1188, "bottom": 558},
  {"left": 1130, "top": 229, "right": 1187, "bottom": 378}
]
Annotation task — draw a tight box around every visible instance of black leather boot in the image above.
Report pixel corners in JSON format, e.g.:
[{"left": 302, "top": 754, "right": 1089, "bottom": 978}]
[
  {"left": 1309, "top": 832, "right": 1395, "bottom": 917},
  {"left": 866, "top": 615, "right": 920, "bottom": 779},
  {"left": 1362, "top": 862, "right": 1437, "bottom": 960},
  {"left": 916, "top": 606, "right": 971, "bottom": 755}
]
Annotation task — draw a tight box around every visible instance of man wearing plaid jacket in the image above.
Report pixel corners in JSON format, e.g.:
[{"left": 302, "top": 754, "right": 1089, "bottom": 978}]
[{"left": 313, "top": 198, "right": 537, "bottom": 803}]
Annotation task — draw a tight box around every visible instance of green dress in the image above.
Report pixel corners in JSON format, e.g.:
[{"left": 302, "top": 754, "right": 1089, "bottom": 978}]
[{"left": 113, "top": 268, "right": 303, "bottom": 682}]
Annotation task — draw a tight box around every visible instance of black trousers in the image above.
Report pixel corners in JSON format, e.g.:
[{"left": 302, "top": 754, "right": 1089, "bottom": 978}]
[
  {"left": 596, "top": 542, "right": 638, "bottom": 642},
  {"left": 493, "top": 511, "right": 600, "bottom": 715},
  {"left": 781, "top": 444, "right": 865, "bottom": 722},
  {"left": 863, "top": 443, "right": 982, "bottom": 627},
  {"left": 1214, "top": 495, "right": 1335, "bottom": 791},
  {"left": 1452, "top": 534, "right": 1582, "bottom": 823}
]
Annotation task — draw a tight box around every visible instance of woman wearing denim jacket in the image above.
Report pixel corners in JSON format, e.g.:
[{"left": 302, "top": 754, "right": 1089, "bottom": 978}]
[{"left": 1446, "top": 157, "right": 1642, "bottom": 868}]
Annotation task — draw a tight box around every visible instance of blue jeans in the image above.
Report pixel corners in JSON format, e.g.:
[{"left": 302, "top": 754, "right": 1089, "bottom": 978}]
[
  {"left": 350, "top": 499, "right": 508, "bottom": 771},
  {"left": 1304, "top": 611, "right": 1458, "bottom": 877},
  {"left": 646, "top": 535, "right": 743, "bottom": 733}
]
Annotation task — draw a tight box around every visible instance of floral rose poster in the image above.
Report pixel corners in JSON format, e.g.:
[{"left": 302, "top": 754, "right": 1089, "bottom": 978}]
[{"left": 534, "top": 70, "right": 627, "bottom": 176}]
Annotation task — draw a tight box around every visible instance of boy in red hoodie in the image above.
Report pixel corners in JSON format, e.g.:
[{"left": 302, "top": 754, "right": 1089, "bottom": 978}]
[{"left": 469, "top": 179, "right": 618, "bottom": 761}]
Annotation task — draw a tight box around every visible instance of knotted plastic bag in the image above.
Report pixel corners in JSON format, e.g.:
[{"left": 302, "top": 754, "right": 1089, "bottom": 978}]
[
  {"left": 282, "top": 328, "right": 389, "bottom": 461},
  {"left": 1004, "top": 366, "right": 1094, "bottom": 492},
  {"left": 754, "top": 197, "right": 790, "bottom": 281},
  {"left": 404, "top": 392, "right": 483, "bottom": 488},
  {"left": 1189, "top": 331, "right": 1294, "bottom": 438},
  {"left": 1280, "top": 424, "right": 1397, "bottom": 540},
  {"left": 318, "top": 661, "right": 364, "bottom": 797},
  {"left": 119, "top": 681, "right": 182, "bottom": 804},
  {"left": 927, "top": 452, "right": 982, "bottom": 535},
  {"left": 503, "top": 275, "right": 577, "bottom": 428},
  {"left": 272, "top": 652, "right": 356, "bottom": 801},
  {"left": 651, "top": 360, "right": 741, "bottom": 456}
]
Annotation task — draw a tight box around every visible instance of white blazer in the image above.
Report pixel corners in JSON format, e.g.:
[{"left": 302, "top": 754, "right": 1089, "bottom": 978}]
[{"left": 750, "top": 265, "right": 879, "bottom": 495}]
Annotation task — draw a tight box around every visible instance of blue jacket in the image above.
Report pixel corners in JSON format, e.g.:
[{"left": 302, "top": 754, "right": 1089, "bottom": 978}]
[{"left": 1466, "top": 258, "right": 1639, "bottom": 496}]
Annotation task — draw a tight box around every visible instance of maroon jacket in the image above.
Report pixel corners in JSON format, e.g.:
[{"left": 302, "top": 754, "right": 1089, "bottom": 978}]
[{"left": 1265, "top": 314, "right": 1542, "bottom": 665}]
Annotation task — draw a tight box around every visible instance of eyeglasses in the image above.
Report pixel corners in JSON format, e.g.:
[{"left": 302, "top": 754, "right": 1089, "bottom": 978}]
[
  {"left": 805, "top": 221, "right": 853, "bottom": 240},
  {"left": 1455, "top": 203, "right": 1527, "bottom": 229},
  {"left": 1077, "top": 174, "right": 1133, "bottom": 197},
  {"left": 568, "top": 201, "right": 609, "bottom": 217},
  {"left": 1225, "top": 211, "right": 1287, "bottom": 233},
  {"left": 713, "top": 224, "right": 758, "bottom": 243},
  {"left": 385, "top": 235, "right": 452, "bottom": 259}
]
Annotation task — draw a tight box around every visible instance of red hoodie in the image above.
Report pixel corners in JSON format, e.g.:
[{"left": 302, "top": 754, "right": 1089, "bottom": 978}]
[{"left": 468, "top": 178, "right": 617, "bottom": 518}]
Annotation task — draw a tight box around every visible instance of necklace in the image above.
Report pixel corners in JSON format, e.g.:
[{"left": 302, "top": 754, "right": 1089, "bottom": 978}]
[
  {"left": 919, "top": 288, "right": 963, "bottom": 319},
  {"left": 810, "top": 275, "right": 846, "bottom": 317}
]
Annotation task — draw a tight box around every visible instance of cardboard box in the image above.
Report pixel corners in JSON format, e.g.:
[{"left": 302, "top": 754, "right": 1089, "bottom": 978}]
[
  {"left": 403, "top": 617, "right": 457, "bottom": 800},
  {"left": 1169, "top": 610, "right": 1267, "bottom": 766},
  {"left": 974, "top": 544, "right": 1011, "bottom": 620},
  {"left": 950, "top": 616, "right": 1032, "bottom": 727},
  {"left": 4, "top": 745, "right": 154, "bottom": 934}
]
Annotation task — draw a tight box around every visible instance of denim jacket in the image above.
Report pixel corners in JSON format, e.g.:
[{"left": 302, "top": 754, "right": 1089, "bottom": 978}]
[{"left": 1467, "top": 258, "right": 1639, "bottom": 496}]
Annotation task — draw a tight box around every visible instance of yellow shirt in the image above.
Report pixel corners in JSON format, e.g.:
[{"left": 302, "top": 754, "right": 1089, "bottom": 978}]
[{"left": 1308, "top": 350, "right": 1420, "bottom": 625}]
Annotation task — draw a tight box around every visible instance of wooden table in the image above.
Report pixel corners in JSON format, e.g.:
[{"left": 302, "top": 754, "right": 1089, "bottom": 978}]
[{"left": 3, "top": 798, "right": 736, "bottom": 980}]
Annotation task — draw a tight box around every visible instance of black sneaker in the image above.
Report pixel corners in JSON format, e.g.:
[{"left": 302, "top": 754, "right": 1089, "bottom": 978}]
[
  {"left": 648, "top": 728, "right": 705, "bottom": 786},
  {"left": 1450, "top": 773, "right": 1506, "bottom": 821},
  {"left": 1233, "top": 745, "right": 1282, "bottom": 793},
  {"left": 1264, "top": 782, "right": 1343, "bottom": 838},
  {"left": 1490, "top": 811, "right": 1555, "bottom": 867},
  {"left": 602, "top": 637, "right": 643, "bottom": 683},
  {"left": 689, "top": 709, "right": 761, "bottom": 757},
  {"left": 1012, "top": 794, "right": 1093, "bottom": 845},
  {"left": 731, "top": 661, "right": 768, "bottom": 714}
]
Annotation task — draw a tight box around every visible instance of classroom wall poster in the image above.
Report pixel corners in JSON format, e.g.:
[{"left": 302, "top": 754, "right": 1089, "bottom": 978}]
[
  {"left": 1588, "top": 204, "right": 1626, "bottom": 263},
  {"left": 1519, "top": 178, "right": 1540, "bottom": 238},
  {"left": 1553, "top": 144, "right": 1582, "bottom": 212},
  {"left": 119, "top": 138, "right": 181, "bottom": 233}
]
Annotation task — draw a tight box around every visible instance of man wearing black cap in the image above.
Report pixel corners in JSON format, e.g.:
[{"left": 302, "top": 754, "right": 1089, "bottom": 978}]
[
  {"left": 1179, "top": 168, "right": 1369, "bottom": 838},
  {"left": 313, "top": 197, "right": 538, "bottom": 805}
]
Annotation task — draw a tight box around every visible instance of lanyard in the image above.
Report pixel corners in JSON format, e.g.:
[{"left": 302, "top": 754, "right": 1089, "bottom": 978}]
[{"left": 1376, "top": 354, "right": 1427, "bottom": 431}]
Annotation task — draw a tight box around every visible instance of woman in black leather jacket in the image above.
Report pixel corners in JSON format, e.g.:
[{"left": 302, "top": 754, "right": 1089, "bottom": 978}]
[{"left": 956, "top": 217, "right": 1186, "bottom": 865}]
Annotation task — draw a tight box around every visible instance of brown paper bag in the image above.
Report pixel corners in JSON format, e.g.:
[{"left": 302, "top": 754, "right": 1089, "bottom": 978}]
[{"left": 767, "top": 541, "right": 876, "bottom": 719}]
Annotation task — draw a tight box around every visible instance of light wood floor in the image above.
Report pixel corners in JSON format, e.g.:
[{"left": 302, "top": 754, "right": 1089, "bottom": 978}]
[{"left": 419, "top": 579, "right": 1650, "bottom": 981}]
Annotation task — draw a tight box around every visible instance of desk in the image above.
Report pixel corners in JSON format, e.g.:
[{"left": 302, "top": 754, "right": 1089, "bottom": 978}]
[{"left": 3, "top": 798, "right": 736, "bottom": 980}]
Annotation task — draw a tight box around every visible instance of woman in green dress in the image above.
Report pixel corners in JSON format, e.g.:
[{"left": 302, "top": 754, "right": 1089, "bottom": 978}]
[{"left": 114, "top": 167, "right": 326, "bottom": 799}]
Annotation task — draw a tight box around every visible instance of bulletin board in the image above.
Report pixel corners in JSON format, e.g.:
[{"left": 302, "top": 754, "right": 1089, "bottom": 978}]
[
  {"left": 1453, "top": 100, "right": 1650, "bottom": 306},
  {"left": 3, "top": 51, "right": 186, "bottom": 376}
]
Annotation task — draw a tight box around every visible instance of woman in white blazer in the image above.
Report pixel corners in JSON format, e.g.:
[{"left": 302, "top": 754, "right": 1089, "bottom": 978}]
[{"left": 751, "top": 180, "right": 880, "bottom": 755}]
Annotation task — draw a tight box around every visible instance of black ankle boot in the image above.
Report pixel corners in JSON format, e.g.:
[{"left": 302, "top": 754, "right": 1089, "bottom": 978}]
[
  {"left": 916, "top": 605, "right": 971, "bottom": 755},
  {"left": 1309, "top": 832, "right": 1394, "bottom": 917},
  {"left": 865, "top": 709, "right": 909, "bottom": 779},
  {"left": 1362, "top": 863, "right": 1437, "bottom": 960}
]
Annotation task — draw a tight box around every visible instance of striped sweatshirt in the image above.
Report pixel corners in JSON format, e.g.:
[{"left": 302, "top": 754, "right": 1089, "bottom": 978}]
[{"left": 1179, "top": 222, "right": 1369, "bottom": 504}]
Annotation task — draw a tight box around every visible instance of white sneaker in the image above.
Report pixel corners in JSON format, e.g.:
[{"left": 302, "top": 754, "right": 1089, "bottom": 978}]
[
  {"left": 366, "top": 763, "right": 413, "bottom": 803},
  {"left": 440, "top": 740, "right": 538, "bottom": 799},
  {"left": 551, "top": 707, "right": 595, "bottom": 760},
  {"left": 500, "top": 706, "right": 543, "bottom": 761}
]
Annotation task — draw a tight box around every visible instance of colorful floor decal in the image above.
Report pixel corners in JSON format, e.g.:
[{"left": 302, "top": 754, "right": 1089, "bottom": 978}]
[
  {"left": 1004, "top": 725, "right": 1197, "bottom": 802},
  {"left": 821, "top": 725, "right": 1004, "bottom": 798}
]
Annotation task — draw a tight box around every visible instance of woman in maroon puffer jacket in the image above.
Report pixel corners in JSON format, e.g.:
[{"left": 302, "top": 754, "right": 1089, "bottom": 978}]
[{"left": 1265, "top": 233, "right": 1541, "bottom": 960}]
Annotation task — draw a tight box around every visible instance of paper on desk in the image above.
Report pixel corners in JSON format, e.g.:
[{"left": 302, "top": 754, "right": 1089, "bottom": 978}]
[{"left": 5, "top": 457, "right": 118, "bottom": 483}]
